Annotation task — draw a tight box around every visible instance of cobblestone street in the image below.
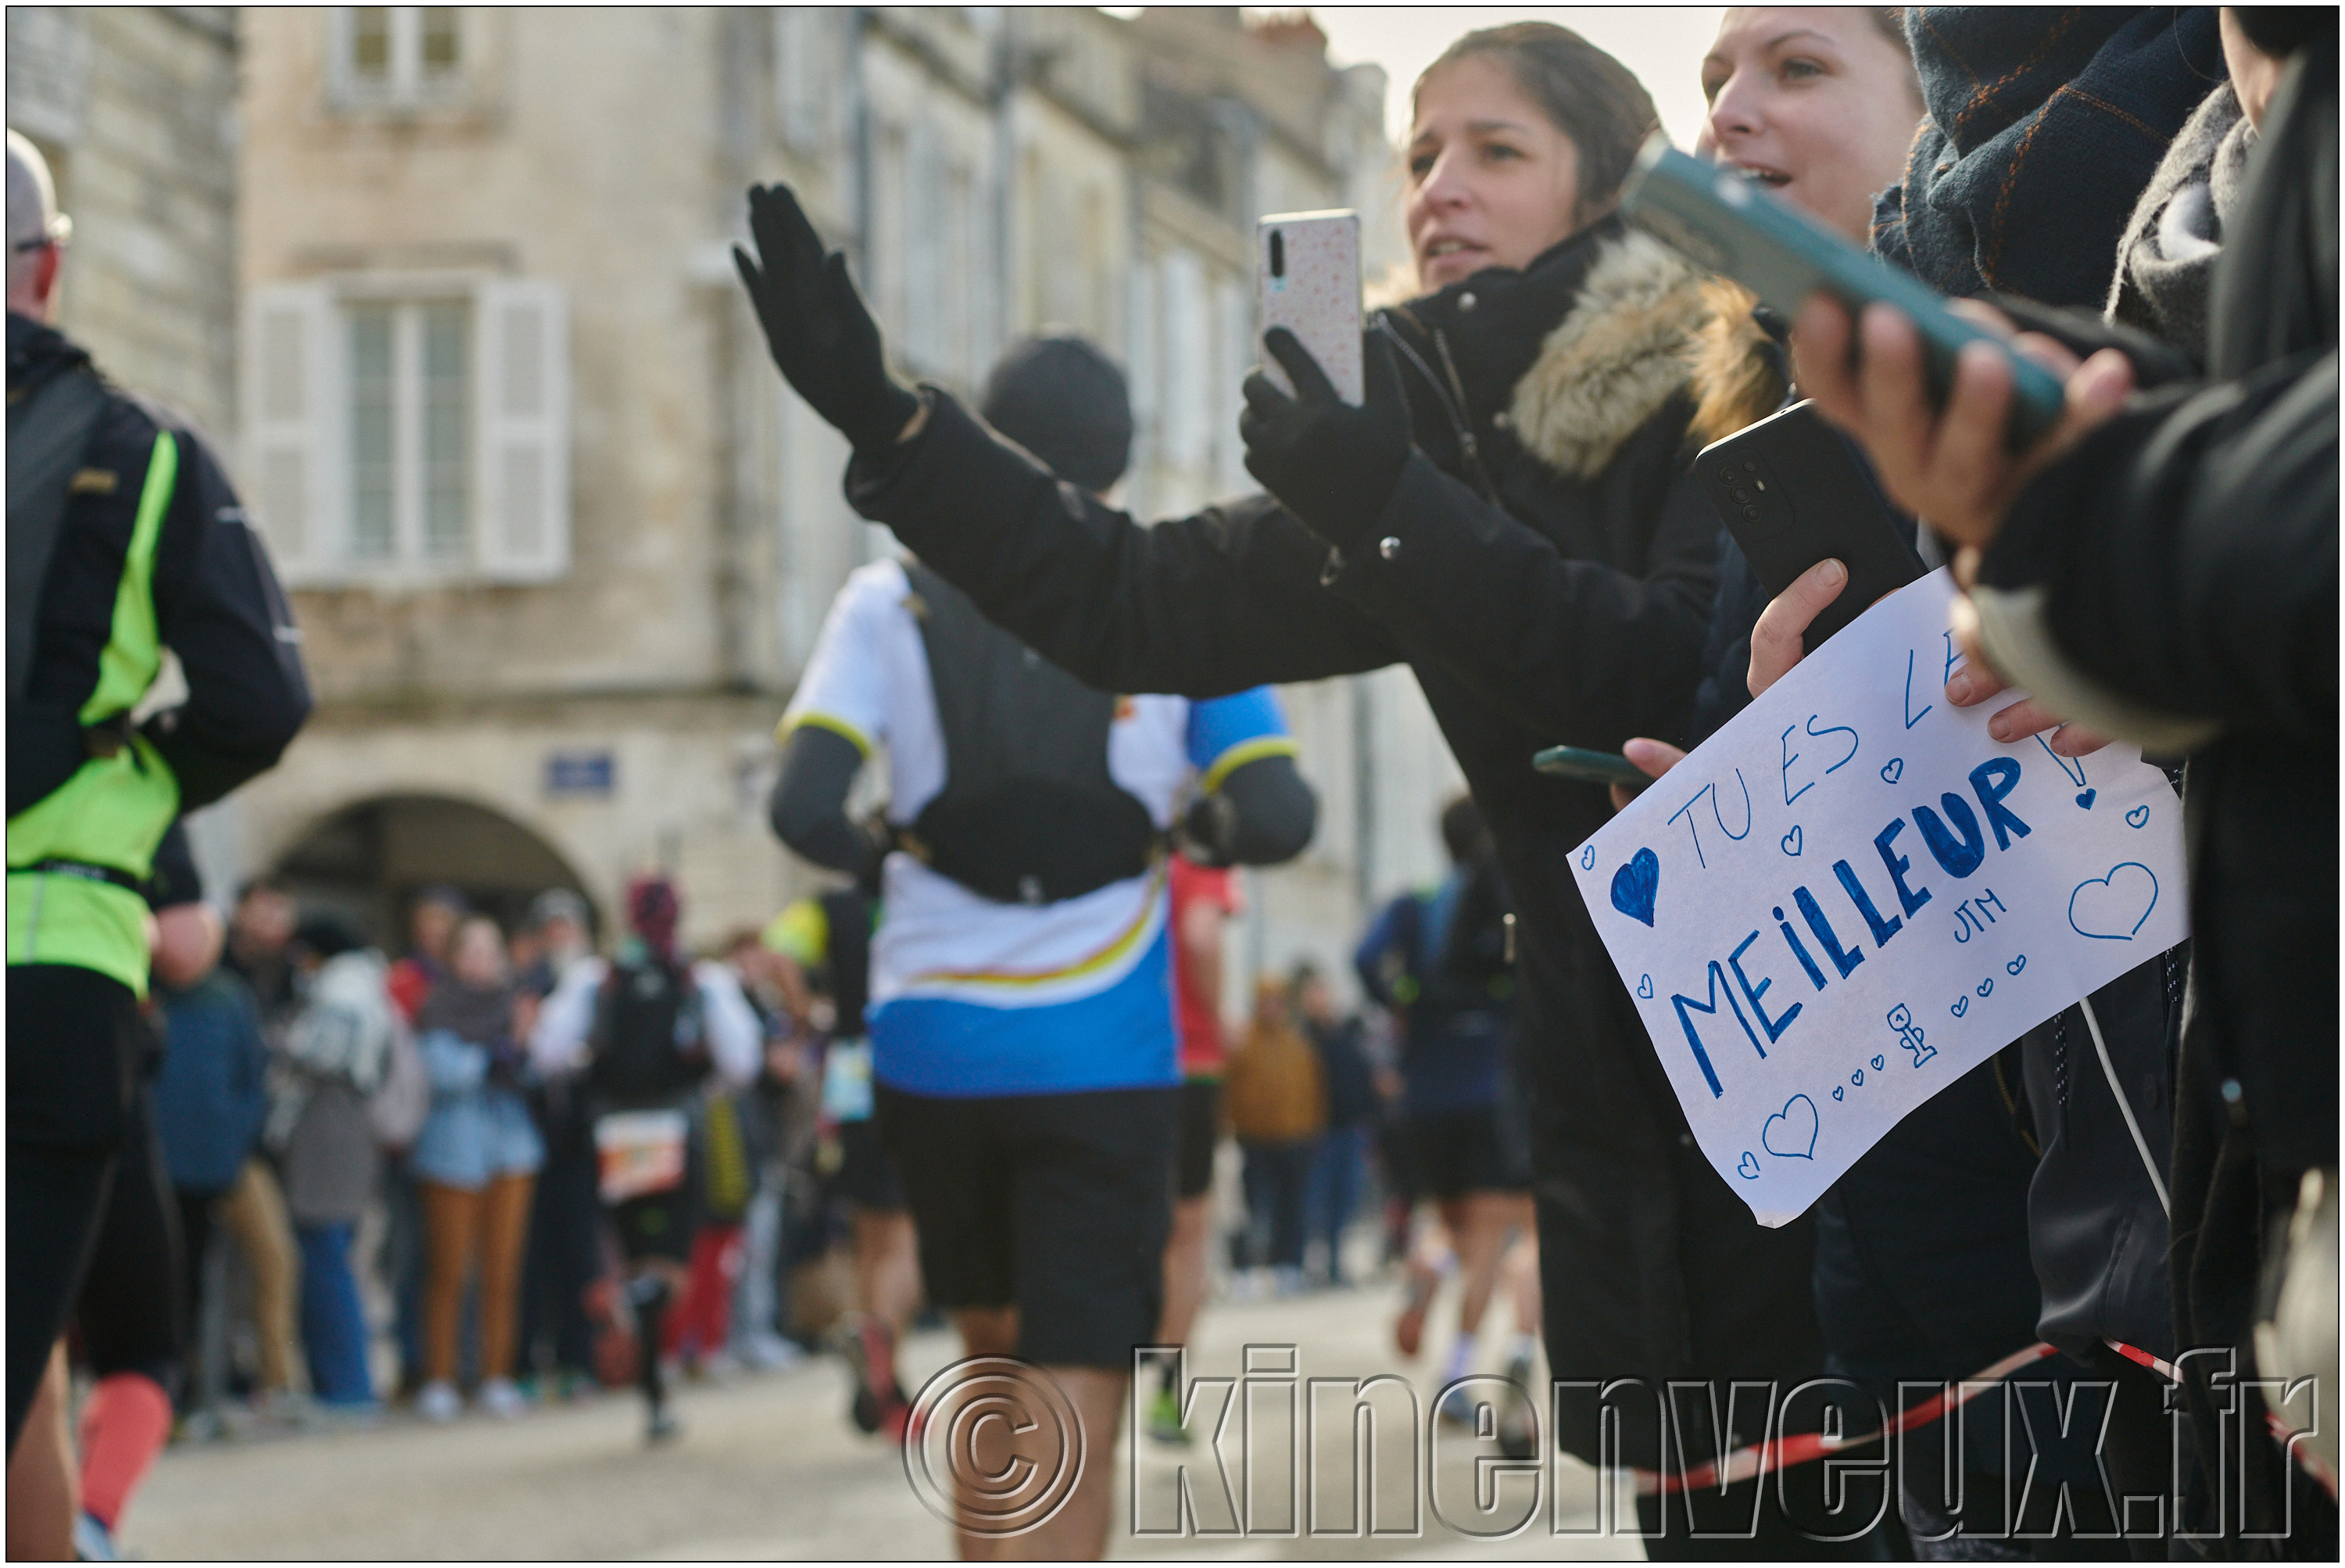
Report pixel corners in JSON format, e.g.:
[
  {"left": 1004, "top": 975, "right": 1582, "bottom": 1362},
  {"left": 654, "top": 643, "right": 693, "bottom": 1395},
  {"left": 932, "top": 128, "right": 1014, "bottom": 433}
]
[{"left": 122, "top": 1276, "right": 1644, "bottom": 1560}]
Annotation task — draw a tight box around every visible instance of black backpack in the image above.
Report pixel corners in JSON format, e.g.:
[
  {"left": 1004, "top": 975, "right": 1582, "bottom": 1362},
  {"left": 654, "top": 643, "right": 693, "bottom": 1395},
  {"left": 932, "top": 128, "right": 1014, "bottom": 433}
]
[
  {"left": 589, "top": 956, "right": 707, "bottom": 1106},
  {"left": 900, "top": 562, "right": 1158, "bottom": 904}
]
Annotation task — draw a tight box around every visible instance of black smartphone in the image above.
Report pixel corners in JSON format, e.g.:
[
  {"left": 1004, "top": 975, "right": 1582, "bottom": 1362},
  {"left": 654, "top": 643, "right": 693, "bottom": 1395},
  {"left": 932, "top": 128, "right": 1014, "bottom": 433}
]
[
  {"left": 1533, "top": 745, "right": 1649, "bottom": 788},
  {"left": 1694, "top": 400, "right": 1926, "bottom": 651},
  {"left": 1621, "top": 137, "right": 2066, "bottom": 449}
]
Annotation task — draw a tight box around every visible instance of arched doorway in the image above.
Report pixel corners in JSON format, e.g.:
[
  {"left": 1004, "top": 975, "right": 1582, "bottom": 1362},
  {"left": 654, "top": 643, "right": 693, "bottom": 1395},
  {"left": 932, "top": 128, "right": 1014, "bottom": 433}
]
[{"left": 270, "top": 793, "right": 597, "bottom": 950}]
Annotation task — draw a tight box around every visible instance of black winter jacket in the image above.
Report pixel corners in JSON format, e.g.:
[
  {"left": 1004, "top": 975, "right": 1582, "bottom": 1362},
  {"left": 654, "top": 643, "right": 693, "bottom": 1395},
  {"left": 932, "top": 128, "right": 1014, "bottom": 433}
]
[
  {"left": 1974, "top": 42, "right": 2337, "bottom": 1545},
  {"left": 847, "top": 218, "right": 1828, "bottom": 1463},
  {"left": 6, "top": 315, "right": 310, "bottom": 818}
]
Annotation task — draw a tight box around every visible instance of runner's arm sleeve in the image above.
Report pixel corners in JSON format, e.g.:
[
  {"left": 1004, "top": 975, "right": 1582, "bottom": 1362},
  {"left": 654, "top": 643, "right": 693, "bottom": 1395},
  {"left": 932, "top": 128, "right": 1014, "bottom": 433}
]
[
  {"left": 145, "top": 434, "right": 313, "bottom": 811},
  {"left": 528, "top": 958, "right": 605, "bottom": 1074},
  {"left": 1186, "top": 687, "right": 1312, "bottom": 867},
  {"left": 1213, "top": 755, "right": 1316, "bottom": 867},
  {"left": 768, "top": 725, "right": 883, "bottom": 880},
  {"left": 1353, "top": 897, "right": 1405, "bottom": 1009},
  {"left": 694, "top": 964, "right": 764, "bottom": 1087}
]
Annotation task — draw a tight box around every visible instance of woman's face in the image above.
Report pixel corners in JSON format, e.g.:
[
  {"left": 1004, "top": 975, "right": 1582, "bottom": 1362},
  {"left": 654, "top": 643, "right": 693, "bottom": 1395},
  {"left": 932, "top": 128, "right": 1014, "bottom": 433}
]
[
  {"left": 1697, "top": 9, "right": 1924, "bottom": 243},
  {"left": 453, "top": 920, "right": 507, "bottom": 988},
  {"left": 1405, "top": 53, "right": 1587, "bottom": 292}
]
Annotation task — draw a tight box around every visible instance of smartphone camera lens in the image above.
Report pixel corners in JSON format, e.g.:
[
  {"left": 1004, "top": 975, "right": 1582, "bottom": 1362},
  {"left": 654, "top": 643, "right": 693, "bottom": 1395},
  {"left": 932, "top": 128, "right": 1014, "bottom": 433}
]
[
  {"left": 1732, "top": 489, "right": 1751, "bottom": 505},
  {"left": 1268, "top": 231, "right": 1284, "bottom": 280}
]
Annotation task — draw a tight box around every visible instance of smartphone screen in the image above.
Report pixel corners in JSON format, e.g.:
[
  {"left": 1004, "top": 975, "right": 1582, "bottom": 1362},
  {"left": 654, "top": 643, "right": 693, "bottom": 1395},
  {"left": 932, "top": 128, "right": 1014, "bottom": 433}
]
[{"left": 1257, "top": 211, "right": 1363, "bottom": 406}]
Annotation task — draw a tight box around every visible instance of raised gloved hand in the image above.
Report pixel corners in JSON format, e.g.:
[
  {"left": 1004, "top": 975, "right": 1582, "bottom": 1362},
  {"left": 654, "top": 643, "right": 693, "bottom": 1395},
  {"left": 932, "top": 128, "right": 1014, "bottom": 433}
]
[
  {"left": 1239, "top": 327, "right": 1410, "bottom": 548},
  {"left": 733, "top": 183, "right": 921, "bottom": 455}
]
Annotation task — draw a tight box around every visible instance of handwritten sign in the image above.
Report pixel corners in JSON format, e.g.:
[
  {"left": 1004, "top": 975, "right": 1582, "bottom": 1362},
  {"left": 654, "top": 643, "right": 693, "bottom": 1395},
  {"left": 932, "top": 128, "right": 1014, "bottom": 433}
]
[{"left": 1570, "top": 571, "right": 2186, "bottom": 1226}]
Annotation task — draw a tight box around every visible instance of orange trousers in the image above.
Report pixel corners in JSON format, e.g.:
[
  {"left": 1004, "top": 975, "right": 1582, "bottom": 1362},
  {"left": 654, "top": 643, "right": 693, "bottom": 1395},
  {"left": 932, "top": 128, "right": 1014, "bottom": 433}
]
[{"left": 418, "top": 1173, "right": 535, "bottom": 1386}]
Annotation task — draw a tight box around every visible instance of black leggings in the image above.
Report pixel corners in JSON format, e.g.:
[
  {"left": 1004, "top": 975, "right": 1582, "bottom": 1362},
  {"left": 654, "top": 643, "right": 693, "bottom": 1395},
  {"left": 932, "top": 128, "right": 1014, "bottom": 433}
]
[
  {"left": 7, "top": 965, "right": 146, "bottom": 1452},
  {"left": 77, "top": 1089, "right": 187, "bottom": 1391}
]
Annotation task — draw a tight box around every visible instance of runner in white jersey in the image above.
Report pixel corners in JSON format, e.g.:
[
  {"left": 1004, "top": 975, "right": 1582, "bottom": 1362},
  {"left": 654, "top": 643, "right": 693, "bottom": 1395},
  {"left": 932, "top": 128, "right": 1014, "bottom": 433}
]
[{"left": 768, "top": 335, "right": 1316, "bottom": 1560}]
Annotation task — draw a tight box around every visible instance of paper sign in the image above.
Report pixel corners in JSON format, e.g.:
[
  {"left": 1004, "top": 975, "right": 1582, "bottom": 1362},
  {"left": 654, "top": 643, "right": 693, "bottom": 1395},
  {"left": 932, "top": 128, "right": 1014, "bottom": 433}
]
[{"left": 1569, "top": 570, "right": 2186, "bottom": 1226}]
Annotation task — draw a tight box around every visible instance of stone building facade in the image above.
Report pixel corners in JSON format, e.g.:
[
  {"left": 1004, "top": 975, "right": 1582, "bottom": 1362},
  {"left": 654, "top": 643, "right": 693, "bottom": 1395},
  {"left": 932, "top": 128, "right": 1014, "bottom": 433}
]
[{"left": 208, "top": 8, "right": 1462, "bottom": 984}]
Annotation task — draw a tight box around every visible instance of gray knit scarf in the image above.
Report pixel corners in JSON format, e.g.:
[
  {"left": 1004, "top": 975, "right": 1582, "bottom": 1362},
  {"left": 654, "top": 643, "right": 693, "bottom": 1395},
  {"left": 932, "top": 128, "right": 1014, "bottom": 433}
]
[{"left": 2105, "top": 82, "right": 2255, "bottom": 357}]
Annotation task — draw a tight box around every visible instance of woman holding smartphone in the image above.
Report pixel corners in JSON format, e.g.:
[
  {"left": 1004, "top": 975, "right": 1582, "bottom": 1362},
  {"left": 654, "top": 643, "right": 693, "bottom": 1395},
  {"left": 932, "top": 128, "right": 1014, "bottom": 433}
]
[{"left": 739, "top": 23, "right": 1843, "bottom": 1556}]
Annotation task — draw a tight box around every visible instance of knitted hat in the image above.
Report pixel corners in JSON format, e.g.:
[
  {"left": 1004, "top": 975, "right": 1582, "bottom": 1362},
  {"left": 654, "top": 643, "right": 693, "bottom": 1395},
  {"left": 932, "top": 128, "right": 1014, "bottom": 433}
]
[{"left": 979, "top": 335, "right": 1133, "bottom": 494}]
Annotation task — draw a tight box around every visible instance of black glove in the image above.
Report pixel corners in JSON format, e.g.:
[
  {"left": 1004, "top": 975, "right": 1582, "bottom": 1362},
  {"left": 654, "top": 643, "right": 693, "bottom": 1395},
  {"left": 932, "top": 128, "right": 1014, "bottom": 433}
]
[
  {"left": 1239, "top": 327, "right": 1410, "bottom": 548},
  {"left": 733, "top": 183, "right": 922, "bottom": 456}
]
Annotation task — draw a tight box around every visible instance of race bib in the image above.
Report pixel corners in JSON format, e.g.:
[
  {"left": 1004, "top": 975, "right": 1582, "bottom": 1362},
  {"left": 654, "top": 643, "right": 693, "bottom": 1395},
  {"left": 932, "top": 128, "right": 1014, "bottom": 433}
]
[
  {"left": 822, "top": 1038, "right": 875, "bottom": 1123},
  {"left": 593, "top": 1108, "right": 689, "bottom": 1203}
]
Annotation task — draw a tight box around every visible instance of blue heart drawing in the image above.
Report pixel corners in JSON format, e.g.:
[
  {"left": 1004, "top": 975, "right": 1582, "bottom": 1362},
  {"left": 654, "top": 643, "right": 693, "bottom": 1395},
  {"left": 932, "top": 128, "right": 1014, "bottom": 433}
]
[
  {"left": 1832, "top": 1086, "right": 1845, "bottom": 1101},
  {"left": 1581, "top": 844, "right": 1596, "bottom": 870},
  {"left": 1850, "top": 1069, "right": 1864, "bottom": 1087},
  {"left": 1951, "top": 996, "right": 1969, "bottom": 1017},
  {"left": 1871, "top": 1054, "right": 1885, "bottom": 1072},
  {"left": 1610, "top": 847, "right": 1660, "bottom": 928},
  {"left": 2069, "top": 861, "right": 2159, "bottom": 941},
  {"left": 1763, "top": 1094, "right": 1819, "bottom": 1161},
  {"left": 2125, "top": 805, "right": 2150, "bottom": 829},
  {"left": 1736, "top": 1151, "right": 1760, "bottom": 1180},
  {"left": 1780, "top": 824, "right": 1803, "bottom": 857},
  {"left": 2075, "top": 789, "right": 2096, "bottom": 810},
  {"left": 2007, "top": 954, "right": 2027, "bottom": 976},
  {"left": 1636, "top": 974, "right": 1655, "bottom": 1000},
  {"left": 1879, "top": 757, "right": 1904, "bottom": 785},
  {"left": 1977, "top": 977, "right": 1995, "bottom": 997}
]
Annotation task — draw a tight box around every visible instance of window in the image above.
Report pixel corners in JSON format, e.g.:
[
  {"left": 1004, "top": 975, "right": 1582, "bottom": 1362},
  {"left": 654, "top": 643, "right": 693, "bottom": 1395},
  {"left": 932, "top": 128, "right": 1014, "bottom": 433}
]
[
  {"left": 332, "top": 6, "right": 464, "bottom": 108},
  {"left": 242, "top": 277, "right": 569, "bottom": 586},
  {"left": 773, "top": 9, "right": 831, "bottom": 152}
]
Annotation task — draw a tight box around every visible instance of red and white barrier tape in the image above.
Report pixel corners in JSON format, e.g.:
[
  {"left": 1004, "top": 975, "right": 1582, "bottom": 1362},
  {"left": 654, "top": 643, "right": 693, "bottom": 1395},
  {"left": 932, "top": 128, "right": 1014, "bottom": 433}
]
[
  {"left": 2107, "top": 1338, "right": 2339, "bottom": 1502},
  {"left": 1629, "top": 1339, "right": 2333, "bottom": 1502},
  {"left": 1635, "top": 1342, "right": 2060, "bottom": 1495}
]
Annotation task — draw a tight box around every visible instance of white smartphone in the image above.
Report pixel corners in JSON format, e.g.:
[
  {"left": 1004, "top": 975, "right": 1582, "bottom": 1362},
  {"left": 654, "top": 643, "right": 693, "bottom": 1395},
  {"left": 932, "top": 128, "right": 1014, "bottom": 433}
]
[{"left": 1257, "top": 209, "right": 1362, "bottom": 406}]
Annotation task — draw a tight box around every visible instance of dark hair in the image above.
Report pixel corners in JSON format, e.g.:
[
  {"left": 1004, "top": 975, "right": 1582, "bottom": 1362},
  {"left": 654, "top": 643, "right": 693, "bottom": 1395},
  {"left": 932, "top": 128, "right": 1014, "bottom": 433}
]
[
  {"left": 290, "top": 915, "right": 363, "bottom": 961},
  {"left": 1438, "top": 793, "right": 1490, "bottom": 865},
  {"left": 980, "top": 335, "right": 1133, "bottom": 495},
  {"left": 1414, "top": 23, "right": 1659, "bottom": 217}
]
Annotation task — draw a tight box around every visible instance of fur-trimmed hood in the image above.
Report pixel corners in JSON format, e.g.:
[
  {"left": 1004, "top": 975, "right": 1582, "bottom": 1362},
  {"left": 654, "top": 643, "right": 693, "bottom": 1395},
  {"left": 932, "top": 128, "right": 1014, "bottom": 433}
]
[
  {"left": 1503, "top": 229, "right": 1715, "bottom": 481},
  {"left": 1381, "top": 224, "right": 1789, "bottom": 488}
]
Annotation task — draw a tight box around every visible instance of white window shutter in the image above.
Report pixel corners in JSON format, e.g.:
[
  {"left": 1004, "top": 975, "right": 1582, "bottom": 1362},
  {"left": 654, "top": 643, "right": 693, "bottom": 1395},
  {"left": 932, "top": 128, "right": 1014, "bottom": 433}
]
[
  {"left": 474, "top": 278, "right": 571, "bottom": 582},
  {"left": 239, "top": 281, "right": 339, "bottom": 585}
]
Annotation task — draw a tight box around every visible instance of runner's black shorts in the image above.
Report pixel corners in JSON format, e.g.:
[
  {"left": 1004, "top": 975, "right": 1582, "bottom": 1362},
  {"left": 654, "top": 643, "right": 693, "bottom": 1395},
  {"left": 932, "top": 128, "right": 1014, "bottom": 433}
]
[
  {"left": 1407, "top": 1104, "right": 1532, "bottom": 1200},
  {"left": 876, "top": 1082, "right": 1177, "bottom": 1369},
  {"left": 832, "top": 1118, "right": 907, "bottom": 1212},
  {"left": 1172, "top": 1078, "right": 1222, "bottom": 1201}
]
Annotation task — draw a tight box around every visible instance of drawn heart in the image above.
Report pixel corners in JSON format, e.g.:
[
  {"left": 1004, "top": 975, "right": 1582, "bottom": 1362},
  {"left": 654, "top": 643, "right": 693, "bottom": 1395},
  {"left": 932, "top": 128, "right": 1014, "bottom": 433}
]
[
  {"left": 2069, "top": 861, "right": 2160, "bottom": 941},
  {"left": 1636, "top": 974, "right": 1655, "bottom": 1001},
  {"left": 1977, "top": 977, "right": 1995, "bottom": 997},
  {"left": 1951, "top": 996, "right": 1969, "bottom": 1017},
  {"left": 1763, "top": 1094, "right": 1819, "bottom": 1161},
  {"left": 1781, "top": 824, "right": 1803, "bottom": 857},
  {"left": 2125, "top": 805, "right": 2150, "bottom": 830},
  {"left": 1581, "top": 844, "right": 1596, "bottom": 870},
  {"left": 2075, "top": 789, "right": 2096, "bottom": 811},
  {"left": 1832, "top": 1087, "right": 1845, "bottom": 1101},
  {"left": 2006, "top": 954, "right": 2027, "bottom": 976},
  {"left": 1736, "top": 1151, "right": 1761, "bottom": 1180},
  {"left": 1850, "top": 1069, "right": 1864, "bottom": 1087},
  {"left": 1871, "top": 1054, "right": 1885, "bottom": 1072},
  {"left": 1610, "top": 847, "right": 1660, "bottom": 928},
  {"left": 1879, "top": 757, "right": 1904, "bottom": 786}
]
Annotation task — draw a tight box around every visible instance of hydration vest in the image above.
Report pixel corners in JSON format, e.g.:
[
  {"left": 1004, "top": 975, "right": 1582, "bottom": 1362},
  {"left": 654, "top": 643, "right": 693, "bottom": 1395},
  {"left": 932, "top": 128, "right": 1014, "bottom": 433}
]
[
  {"left": 5, "top": 371, "right": 181, "bottom": 996},
  {"left": 899, "top": 562, "right": 1158, "bottom": 904}
]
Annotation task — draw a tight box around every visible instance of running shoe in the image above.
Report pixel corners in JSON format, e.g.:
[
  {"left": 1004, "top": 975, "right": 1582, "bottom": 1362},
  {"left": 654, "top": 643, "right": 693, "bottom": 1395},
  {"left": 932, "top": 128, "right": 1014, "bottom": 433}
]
[
  {"left": 479, "top": 1377, "right": 528, "bottom": 1419},
  {"left": 1393, "top": 1264, "right": 1441, "bottom": 1359},
  {"left": 73, "top": 1512, "right": 119, "bottom": 1561},
  {"left": 646, "top": 1405, "right": 684, "bottom": 1444},
  {"left": 417, "top": 1380, "right": 461, "bottom": 1423},
  {"left": 840, "top": 1316, "right": 905, "bottom": 1437},
  {"left": 1435, "top": 1384, "right": 1481, "bottom": 1428}
]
